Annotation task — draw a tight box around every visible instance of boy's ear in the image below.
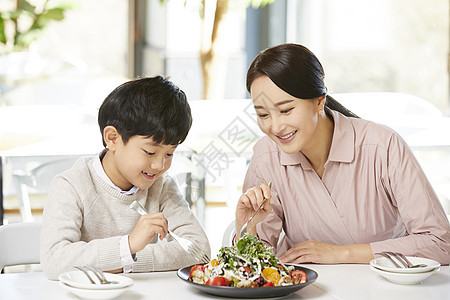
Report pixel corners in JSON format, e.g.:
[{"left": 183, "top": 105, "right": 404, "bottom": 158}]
[{"left": 103, "top": 126, "right": 121, "bottom": 151}]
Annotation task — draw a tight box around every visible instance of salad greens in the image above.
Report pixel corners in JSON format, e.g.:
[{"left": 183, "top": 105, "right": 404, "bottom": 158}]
[
  {"left": 188, "top": 234, "right": 305, "bottom": 287},
  {"left": 218, "top": 235, "right": 285, "bottom": 274}
]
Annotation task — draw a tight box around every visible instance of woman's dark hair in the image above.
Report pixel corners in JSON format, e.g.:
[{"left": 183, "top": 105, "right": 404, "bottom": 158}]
[
  {"left": 98, "top": 76, "right": 192, "bottom": 147},
  {"left": 247, "top": 43, "right": 358, "bottom": 118}
]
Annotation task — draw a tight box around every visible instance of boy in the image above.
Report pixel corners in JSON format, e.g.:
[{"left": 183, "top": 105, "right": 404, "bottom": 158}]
[{"left": 40, "top": 76, "right": 210, "bottom": 280}]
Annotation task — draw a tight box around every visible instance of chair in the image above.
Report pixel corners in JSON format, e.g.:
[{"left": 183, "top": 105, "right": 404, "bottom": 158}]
[
  {"left": 168, "top": 148, "right": 206, "bottom": 226},
  {"left": 222, "top": 220, "right": 236, "bottom": 247},
  {"left": 0, "top": 221, "right": 42, "bottom": 271},
  {"left": 12, "top": 156, "right": 81, "bottom": 222}
]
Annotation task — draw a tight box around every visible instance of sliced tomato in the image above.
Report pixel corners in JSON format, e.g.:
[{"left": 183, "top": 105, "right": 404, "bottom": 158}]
[
  {"left": 205, "top": 276, "right": 230, "bottom": 286},
  {"left": 290, "top": 270, "right": 307, "bottom": 284},
  {"left": 262, "top": 281, "right": 274, "bottom": 287}
]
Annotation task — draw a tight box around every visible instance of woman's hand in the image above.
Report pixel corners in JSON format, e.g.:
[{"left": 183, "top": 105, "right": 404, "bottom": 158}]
[
  {"left": 235, "top": 182, "right": 272, "bottom": 239},
  {"left": 128, "top": 212, "right": 168, "bottom": 254},
  {"left": 279, "top": 240, "right": 374, "bottom": 264}
]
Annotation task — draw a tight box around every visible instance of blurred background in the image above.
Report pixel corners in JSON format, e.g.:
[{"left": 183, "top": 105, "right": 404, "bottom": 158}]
[{"left": 1, "top": 0, "right": 449, "bottom": 260}]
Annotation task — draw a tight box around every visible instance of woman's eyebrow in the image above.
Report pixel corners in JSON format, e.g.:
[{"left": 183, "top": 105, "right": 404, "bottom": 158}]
[
  {"left": 274, "top": 99, "right": 294, "bottom": 106},
  {"left": 254, "top": 99, "right": 294, "bottom": 109}
]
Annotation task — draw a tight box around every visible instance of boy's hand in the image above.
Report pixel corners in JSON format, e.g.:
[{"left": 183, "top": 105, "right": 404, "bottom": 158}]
[{"left": 128, "top": 212, "right": 168, "bottom": 254}]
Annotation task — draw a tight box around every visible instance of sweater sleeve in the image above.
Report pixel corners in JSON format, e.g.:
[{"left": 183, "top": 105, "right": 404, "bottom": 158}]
[
  {"left": 370, "top": 133, "right": 450, "bottom": 265},
  {"left": 40, "top": 176, "right": 123, "bottom": 280},
  {"left": 132, "top": 176, "right": 211, "bottom": 272}
]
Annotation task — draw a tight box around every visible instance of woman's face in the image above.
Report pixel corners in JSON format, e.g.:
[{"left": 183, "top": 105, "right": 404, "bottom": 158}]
[{"left": 250, "top": 76, "right": 324, "bottom": 154}]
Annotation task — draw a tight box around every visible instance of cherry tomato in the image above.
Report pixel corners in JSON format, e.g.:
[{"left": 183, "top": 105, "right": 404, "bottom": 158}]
[
  {"left": 189, "top": 265, "right": 205, "bottom": 278},
  {"left": 262, "top": 281, "right": 274, "bottom": 287},
  {"left": 205, "top": 276, "right": 230, "bottom": 286},
  {"left": 262, "top": 268, "right": 281, "bottom": 285},
  {"left": 290, "top": 270, "right": 307, "bottom": 284}
]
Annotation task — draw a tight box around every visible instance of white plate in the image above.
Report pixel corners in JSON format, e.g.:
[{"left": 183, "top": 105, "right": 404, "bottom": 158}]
[
  {"left": 58, "top": 270, "right": 133, "bottom": 290},
  {"left": 177, "top": 264, "right": 318, "bottom": 299},
  {"left": 370, "top": 256, "right": 440, "bottom": 273},
  {"left": 59, "top": 281, "right": 130, "bottom": 299},
  {"left": 370, "top": 266, "right": 440, "bottom": 285}
]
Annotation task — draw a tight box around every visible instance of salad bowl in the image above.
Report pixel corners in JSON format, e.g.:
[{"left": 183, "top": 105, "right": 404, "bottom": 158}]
[{"left": 177, "top": 263, "right": 318, "bottom": 299}]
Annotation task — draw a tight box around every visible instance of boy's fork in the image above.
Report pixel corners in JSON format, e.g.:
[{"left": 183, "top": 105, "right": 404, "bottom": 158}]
[
  {"left": 130, "top": 201, "right": 209, "bottom": 264},
  {"left": 75, "top": 266, "right": 118, "bottom": 285}
]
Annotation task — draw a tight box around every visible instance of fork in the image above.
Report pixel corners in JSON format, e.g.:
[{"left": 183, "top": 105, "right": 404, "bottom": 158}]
[
  {"left": 85, "top": 266, "right": 119, "bottom": 284},
  {"left": 129, "top": 200, "right": 209, "bottom": 264},
  {"left": 239, "top": 182, "right": 272, "bottom": 238},
  {"left": 75, "top": 266, "right": 96, "bottom": 284},
  {"left": 75, "top": 266, "right": 118, "bottom": 285},
  {"left": 375, "top": 252, "right": 427, "bottom": 268}
]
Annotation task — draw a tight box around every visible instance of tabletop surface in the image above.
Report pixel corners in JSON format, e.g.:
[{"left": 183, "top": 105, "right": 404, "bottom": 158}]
[{"left": 0, "top": 264, "right": 448, "bottom": 300}]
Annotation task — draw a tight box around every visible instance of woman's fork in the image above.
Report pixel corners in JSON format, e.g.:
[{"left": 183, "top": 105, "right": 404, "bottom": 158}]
[
  {"left": 375, "top": 252, "right": 427, "bottom": 268},
  {"left": 387, "top": 252, "right": 428, "bottom": 268},
  {"left": 239, "top": 182, "right": 272, "bottom": 238},
  {"left": 130, "top": 201, "right": 209, "bottom": 264}
]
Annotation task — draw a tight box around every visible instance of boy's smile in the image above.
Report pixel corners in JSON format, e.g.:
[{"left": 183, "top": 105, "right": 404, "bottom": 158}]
[
  {"left": 142, "top": 171, "right": 156, "bottom": 180},
  {"left": 102, "top": 127, "right": 177, "bottom": 191}
]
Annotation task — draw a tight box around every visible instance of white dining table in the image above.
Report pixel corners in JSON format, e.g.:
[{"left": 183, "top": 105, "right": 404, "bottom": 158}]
[{"left": 0, "top": 264, "right": 448, "bottom": 300}]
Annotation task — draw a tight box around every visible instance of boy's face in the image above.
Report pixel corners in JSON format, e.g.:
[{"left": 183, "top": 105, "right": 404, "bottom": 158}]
[{"left": 104, "top": 132, "right": 177, "bottom": 191}]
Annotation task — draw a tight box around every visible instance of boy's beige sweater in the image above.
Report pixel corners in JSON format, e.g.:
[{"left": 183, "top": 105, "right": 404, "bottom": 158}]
[{"left": 40, "top": 157, "right": 210, "bottom": 280}]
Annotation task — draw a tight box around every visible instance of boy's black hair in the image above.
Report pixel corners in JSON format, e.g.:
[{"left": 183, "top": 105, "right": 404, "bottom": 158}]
[{"left": 98, "top": 76, "right": 192, "bottom": 147}]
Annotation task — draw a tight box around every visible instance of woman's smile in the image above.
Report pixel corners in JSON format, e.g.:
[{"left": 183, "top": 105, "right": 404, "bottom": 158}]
[{"left": 275, "top": 130, "right": 297, "bottom": 143}]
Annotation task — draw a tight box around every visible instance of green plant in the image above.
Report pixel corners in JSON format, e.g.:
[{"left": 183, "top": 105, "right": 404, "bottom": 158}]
[{"left": 0, "top": 0, "right": 75, "bottom": 53}]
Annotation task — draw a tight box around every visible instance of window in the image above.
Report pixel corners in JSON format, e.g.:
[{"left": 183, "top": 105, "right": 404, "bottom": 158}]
[{"left": 286, "top": 0, "right": 449, "bottom": 114}]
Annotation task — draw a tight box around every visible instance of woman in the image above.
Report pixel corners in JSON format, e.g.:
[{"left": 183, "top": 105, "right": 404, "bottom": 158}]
[{"left": 235, "top": 43, "right": 450, "bottom": 265}]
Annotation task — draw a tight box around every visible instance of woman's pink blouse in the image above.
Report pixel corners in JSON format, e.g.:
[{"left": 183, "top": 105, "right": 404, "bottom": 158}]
[{"left": 243, "top": 110, "right": 450, "bottom": 264}]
